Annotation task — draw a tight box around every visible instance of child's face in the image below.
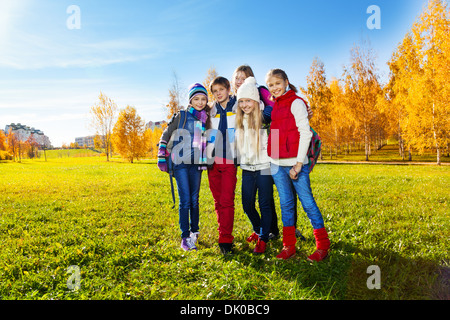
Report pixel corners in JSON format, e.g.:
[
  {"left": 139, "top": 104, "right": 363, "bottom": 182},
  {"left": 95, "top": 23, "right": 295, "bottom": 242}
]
[
  {"left": 211, "top": 84, "right": 230, "bottom": 104},
  {"left": 266, "top": 76, "right": 288, "bottom": 98},
  {"left": 234, "top": 71, "right": 246, "bottom": 91},
  {"left": 239, "top": 98, "right": 257, "bottom": 114},
  {"left": 191, "top": 95, "right": 208, "bottom": 111}
]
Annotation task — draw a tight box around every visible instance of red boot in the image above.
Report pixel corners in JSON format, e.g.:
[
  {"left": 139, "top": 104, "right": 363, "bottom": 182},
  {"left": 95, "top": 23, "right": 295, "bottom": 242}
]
[
  {"left": 253, "top": 238, "right": 266, "bottom": 254},
  {"left": 276, "top": 226, "right": 297, "bottom": 260},
  {"left": 307, "top": 228, "right": 330, "bottom": 262}
]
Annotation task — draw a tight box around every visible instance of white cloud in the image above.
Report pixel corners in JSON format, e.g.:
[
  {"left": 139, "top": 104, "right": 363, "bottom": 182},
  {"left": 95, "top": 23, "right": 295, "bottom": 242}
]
[
  {"left": 0, "top": 2, "right": 168, "bottom": 70},
  {"left": 0, "top": 29, "right": 166, "bottom": 70}
]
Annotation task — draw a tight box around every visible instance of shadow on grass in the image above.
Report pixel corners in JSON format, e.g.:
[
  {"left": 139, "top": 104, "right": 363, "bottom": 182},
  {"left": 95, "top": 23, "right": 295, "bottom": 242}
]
[
  {"left": 342, "top": 243, "right": 449, "bottom": 300},
  {"left": 209, "top": 238, "right": 446, "bottom": 300}
]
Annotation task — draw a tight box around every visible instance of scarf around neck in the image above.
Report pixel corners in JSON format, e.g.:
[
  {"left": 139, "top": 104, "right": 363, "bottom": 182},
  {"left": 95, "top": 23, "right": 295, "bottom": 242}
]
[{"left": 187, "top": 106, "right": 208, "bottom": 170}]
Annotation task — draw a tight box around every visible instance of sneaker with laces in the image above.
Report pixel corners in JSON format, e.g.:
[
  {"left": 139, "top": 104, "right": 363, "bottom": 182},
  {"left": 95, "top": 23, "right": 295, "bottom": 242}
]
[
  {"left": 181, "top": 237, "right": 197, "bottom": 251},
  {"left": 276, "top": 245, "right": 296, "bottom": 260},
  {"left": 307, "top": 249, "right": 328, "bottom": 262},
  {"left": 190, "top": 232, "right": 199, "bottom": 244},
  {"left": 246, "top": 232, "right": 259, "bottom": 243},
  {"left": 187, "top": 237, "right": 197, "bottom": 251},
  {"left": 181, "top": 238, "right": 190, "bottom": 251},
  {"left": 253, "top": 239, "right": 266, "bottom": 254}
]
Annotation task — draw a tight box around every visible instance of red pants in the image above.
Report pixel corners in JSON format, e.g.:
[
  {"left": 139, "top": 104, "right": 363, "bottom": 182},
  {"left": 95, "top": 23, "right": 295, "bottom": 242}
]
[{"left": 207, "top": 161, "right": 237, "bottom": 244}]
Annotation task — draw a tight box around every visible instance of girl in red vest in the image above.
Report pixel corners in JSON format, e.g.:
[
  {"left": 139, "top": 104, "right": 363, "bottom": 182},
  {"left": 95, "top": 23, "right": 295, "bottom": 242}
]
[
  {"left": 232, "top": 65, "right": 314, "bottom": 242},
  {"left": 266, "top": 68, "right": 330, "bottom": 261}
]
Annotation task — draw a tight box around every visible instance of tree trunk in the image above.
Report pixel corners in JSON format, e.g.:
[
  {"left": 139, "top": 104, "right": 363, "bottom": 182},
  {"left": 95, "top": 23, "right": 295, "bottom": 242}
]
[
  {"left": 399, "top": 132, "right": 404, "bottom": 160},
  {"left": 436, "top": 147, "right": 441, "bottom": 166},
  {"left": 365, "top": 134, "right": 369, "bottom": 161},
  {"left": 432, "top": 102, "right": 440, "bottom": 166}
]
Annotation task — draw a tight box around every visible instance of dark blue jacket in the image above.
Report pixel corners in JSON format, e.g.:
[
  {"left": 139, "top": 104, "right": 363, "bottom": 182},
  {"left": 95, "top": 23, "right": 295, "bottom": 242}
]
[
  {"left": 213, "top": 96, "right": 237, "bottom": 160},
  {"left": 169, "top": 110, "right": 202, "bottom": 169}
]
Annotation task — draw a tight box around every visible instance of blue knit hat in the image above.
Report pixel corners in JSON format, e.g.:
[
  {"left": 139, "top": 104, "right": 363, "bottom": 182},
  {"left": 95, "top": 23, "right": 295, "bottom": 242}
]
[{"left": 188, "top": 83, "right": 208, "bottom": 103}]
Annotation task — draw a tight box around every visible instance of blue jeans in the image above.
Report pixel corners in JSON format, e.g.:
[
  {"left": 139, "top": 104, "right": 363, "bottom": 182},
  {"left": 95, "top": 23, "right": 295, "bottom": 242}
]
[
  {"left": 241, "top": 168, "right": 273, "bottom": 242},
  {"left": 271, "top": 163, "right": 324, "bottom": 229},
  {"left": 174, "top": 165, "right": 203, "bottom": 238}
]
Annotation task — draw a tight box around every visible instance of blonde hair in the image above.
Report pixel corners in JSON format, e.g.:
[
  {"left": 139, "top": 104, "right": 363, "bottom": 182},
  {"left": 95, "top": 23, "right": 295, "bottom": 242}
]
[
  {"left": 265, "top": 68, "right": 298, "bottom": 93},
  {"left": 235, "top": 99, "right": 263, "bottom": 160}
]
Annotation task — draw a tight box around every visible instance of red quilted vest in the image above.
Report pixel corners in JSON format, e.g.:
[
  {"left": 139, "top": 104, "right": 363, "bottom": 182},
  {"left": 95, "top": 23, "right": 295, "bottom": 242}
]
[{"left": 268, "top": 90, "right": 306, "bottom": 159}]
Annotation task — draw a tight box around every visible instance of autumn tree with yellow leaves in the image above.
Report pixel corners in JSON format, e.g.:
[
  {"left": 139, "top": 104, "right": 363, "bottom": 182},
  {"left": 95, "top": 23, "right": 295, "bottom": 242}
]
[
  {"left": 302, "top": 42, "right": 386, "bottom": 161},
  {"left": 203, "top": 66, "right": 219, "bottom": 102},
  {"left": 383, "top": 0, "right": 449, "bottom": 164},
  {"left": 112, "top": 106, "right": 149, "bottom": 163},
  {"left": 394, "top": 0, "right": 449, "bottom": 165},
  {"left": 0, "top": 130, "right": 11, "bottom": 160},
  {"left": 343, "top": 41, "right": 384, "bottom": 161},
  {"left": 6, "top": 129, "right": 19, "bottom": 162},
  {"left": 384, "top": 33, "right": 420, "bottom": 160},
  {"left": 90, "top": 92, "right": 118, "bottom": 161},
  {"left": 328, "top": 77, "right": 356, "bottom": 157},
  {"left": 300, "top": 1, "right": 449, "bottom": 165},
  {"left": 145, "top": 125, "right": 165, "bottom": 159},
  {"left": 301, "top": 57, "right": 332, "bottom": 150}
]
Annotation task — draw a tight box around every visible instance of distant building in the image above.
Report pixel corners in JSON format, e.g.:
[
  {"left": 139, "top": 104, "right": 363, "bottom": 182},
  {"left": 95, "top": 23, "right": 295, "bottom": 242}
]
[
  {"left": 146, "top": 120, "right": 167, "bottom": 130},
  {"left": 75, "top": 135, "right": 98, "bottom": 148},
  {"left": 4, "top": 123, "right": 52, "bottom": 148}
]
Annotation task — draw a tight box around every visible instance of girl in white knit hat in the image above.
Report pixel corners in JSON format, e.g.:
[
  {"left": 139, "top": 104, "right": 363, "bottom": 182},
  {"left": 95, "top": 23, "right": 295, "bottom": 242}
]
[{"left": 235, "top": 76, "right": 274, "bottom": 254}]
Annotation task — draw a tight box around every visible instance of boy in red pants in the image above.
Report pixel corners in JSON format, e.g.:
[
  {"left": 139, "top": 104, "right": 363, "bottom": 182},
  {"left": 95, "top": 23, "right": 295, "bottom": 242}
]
[
  {"left": 206, "top": 77, "right": 238, "bottom": 255},
  {"left": 206, "top": 77, "right": 237, "bottom": 254}
]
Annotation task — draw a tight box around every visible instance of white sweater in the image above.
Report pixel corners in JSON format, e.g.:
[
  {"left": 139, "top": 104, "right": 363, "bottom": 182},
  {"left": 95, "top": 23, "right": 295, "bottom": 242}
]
[
  {"left": 236, "top": 115, "right": 271, "bottom": 171},
  {"left": 270, "top": 98, "right": 312, "bottom": 166}
]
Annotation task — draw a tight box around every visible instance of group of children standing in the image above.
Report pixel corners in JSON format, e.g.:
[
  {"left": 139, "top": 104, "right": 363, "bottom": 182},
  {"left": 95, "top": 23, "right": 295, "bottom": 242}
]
[{"left": 157, "top": 65, "right": 330, "bottom": 262}]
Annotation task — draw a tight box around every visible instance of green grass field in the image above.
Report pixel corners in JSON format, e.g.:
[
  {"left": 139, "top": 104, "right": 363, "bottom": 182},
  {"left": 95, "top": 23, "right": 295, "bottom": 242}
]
[
  {"left": 0, "top": 156, "right": 448, "bottom": 300},
  {"left": 38, "top": 148, "right": 101, "bottom": 159}
]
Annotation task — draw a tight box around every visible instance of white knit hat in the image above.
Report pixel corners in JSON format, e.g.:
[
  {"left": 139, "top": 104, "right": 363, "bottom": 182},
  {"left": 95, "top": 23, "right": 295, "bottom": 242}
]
[{"left": 237, "top": 76, "right": 259, "bottom": 102}]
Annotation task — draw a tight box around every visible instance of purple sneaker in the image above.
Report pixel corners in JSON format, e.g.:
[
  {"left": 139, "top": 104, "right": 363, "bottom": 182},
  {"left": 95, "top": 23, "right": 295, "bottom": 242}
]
[
  {"left": 181, "top": 238, "right": 190, "bottom": 251},
  {"left": 181, "top": 237, "right": 197, "bottom": 251}
]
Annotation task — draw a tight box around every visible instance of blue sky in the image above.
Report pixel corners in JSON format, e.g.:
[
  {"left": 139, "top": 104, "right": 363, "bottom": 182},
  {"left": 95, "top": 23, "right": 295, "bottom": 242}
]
[{"left": 0, "top": 0, "right": 428, "bottom": 147}]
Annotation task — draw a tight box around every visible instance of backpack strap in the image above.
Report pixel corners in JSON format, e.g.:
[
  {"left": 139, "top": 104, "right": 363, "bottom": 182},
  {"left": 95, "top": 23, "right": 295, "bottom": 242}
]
[
  {"left": 178, "top": 109, "right": 187, "bottom": 130},
  {"left": 307, "top": 127, "right": 322, "bottom": 173},
  {"left": 167, "top": 110, "right": 186, "bottom": 174}
]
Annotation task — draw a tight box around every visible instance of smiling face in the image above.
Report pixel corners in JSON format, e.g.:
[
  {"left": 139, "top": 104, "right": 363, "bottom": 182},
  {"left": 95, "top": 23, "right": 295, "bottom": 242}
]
[
  {"left": 190, "top": 95, "right": 208, "bottom": 111},
  {"left": 211, "top": 84, "right": 230, "bottom": 105},
  {"left": 266, "top": 75, "right": 289, "bottom": 98},
  {"left": 238, "top": 98, "right": 258, "bottom": 114}
]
